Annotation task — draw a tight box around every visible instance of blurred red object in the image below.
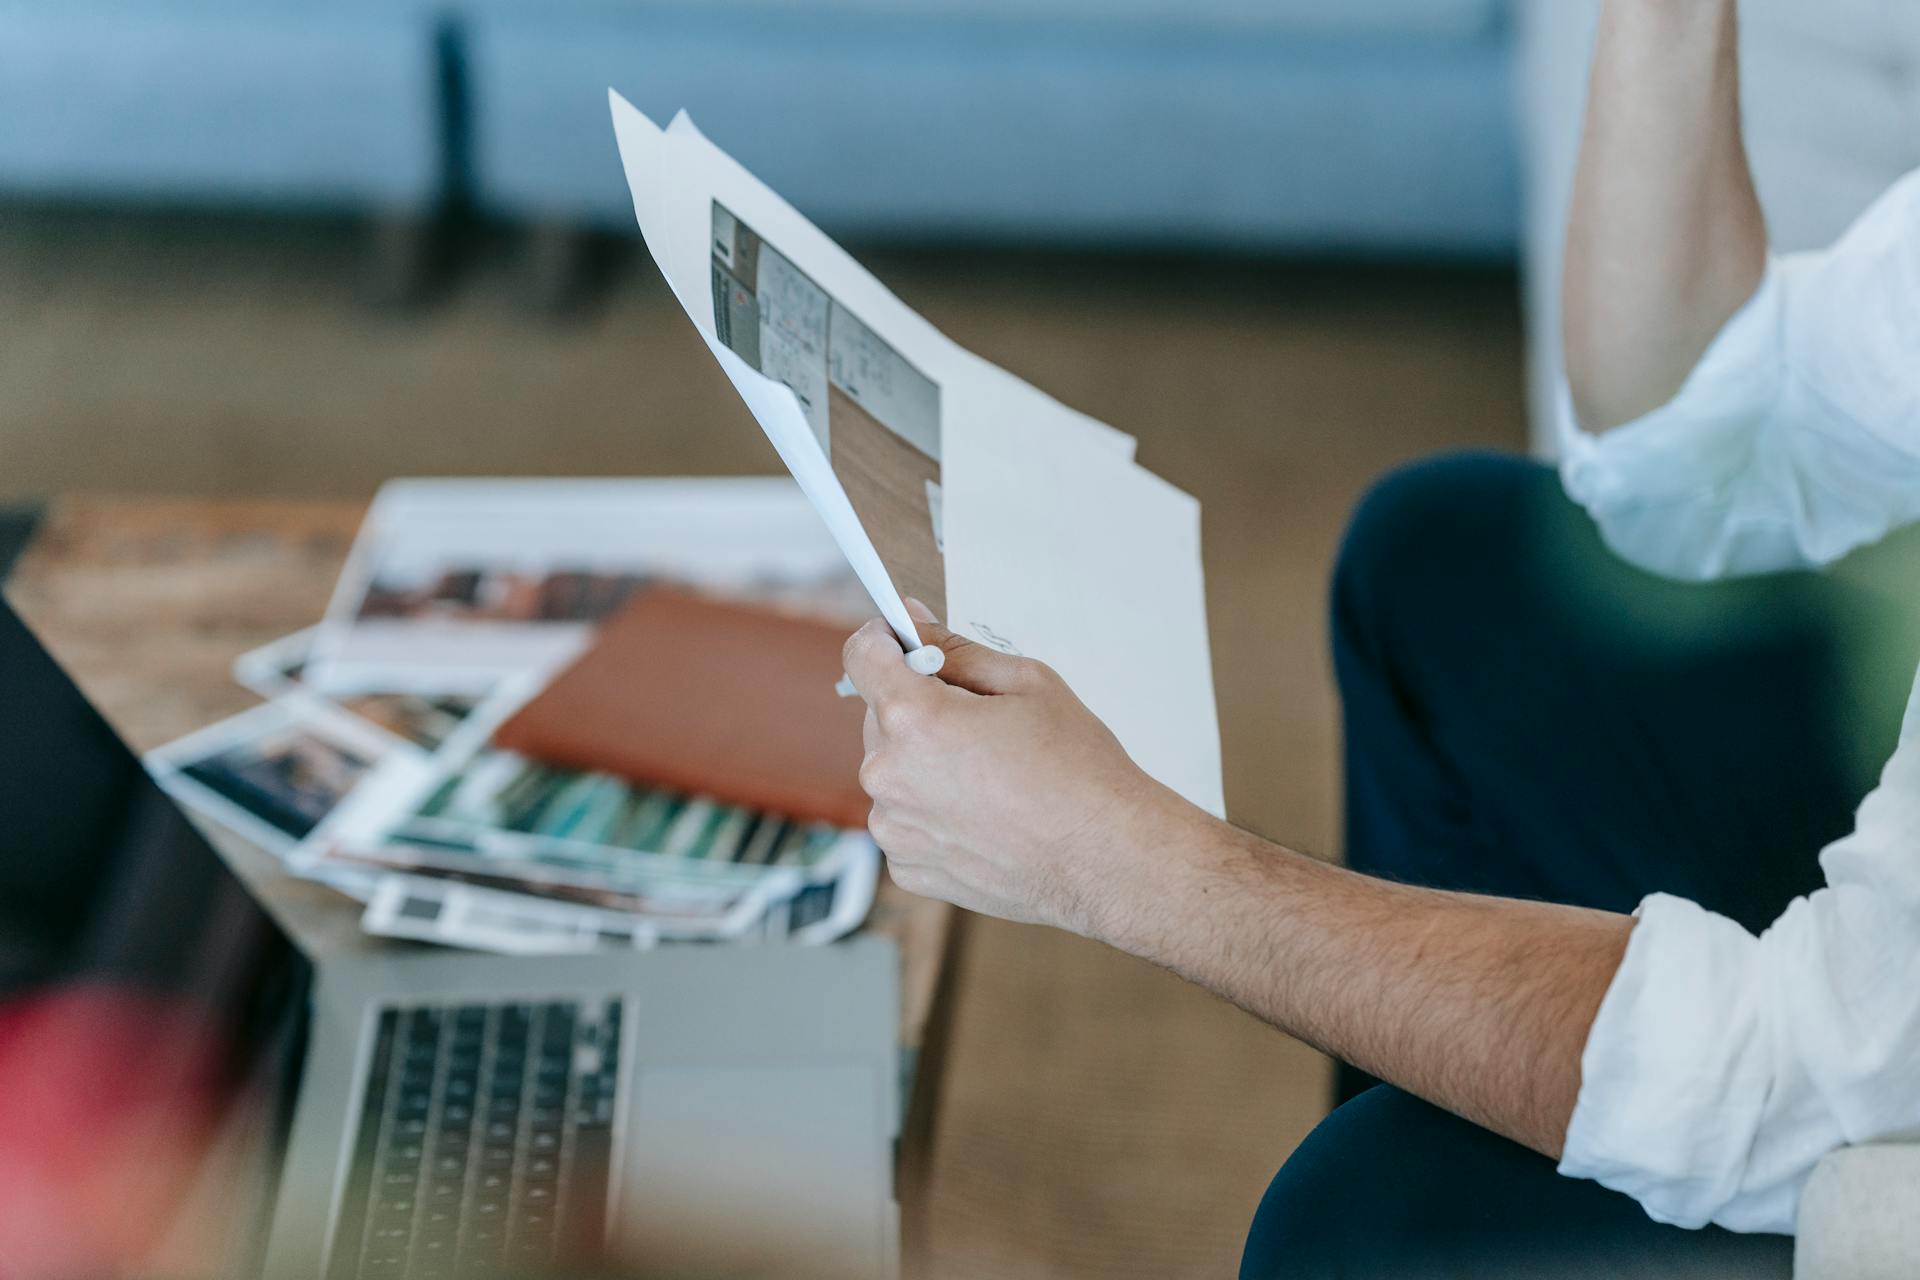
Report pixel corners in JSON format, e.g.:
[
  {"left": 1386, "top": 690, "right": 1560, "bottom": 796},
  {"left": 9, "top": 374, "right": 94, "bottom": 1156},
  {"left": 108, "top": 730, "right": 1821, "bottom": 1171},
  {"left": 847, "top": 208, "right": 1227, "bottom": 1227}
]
[{"left": 0, "top": 986, "right": 228, "bottom": 1279}]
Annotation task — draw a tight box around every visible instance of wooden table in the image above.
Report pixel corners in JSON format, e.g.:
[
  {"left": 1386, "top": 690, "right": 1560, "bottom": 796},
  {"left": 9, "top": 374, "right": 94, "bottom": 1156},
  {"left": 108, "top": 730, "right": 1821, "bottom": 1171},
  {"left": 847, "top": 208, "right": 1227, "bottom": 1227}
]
[{"left": 3, "top": 493, "right": 966, "bottom": 1275}]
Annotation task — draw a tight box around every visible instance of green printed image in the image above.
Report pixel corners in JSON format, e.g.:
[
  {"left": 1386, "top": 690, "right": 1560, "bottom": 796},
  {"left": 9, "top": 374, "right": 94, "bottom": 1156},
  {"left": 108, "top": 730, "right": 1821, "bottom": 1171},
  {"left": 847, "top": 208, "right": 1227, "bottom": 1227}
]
[{"left": 397, "top": 753, "right": 842, "bottom": 885}]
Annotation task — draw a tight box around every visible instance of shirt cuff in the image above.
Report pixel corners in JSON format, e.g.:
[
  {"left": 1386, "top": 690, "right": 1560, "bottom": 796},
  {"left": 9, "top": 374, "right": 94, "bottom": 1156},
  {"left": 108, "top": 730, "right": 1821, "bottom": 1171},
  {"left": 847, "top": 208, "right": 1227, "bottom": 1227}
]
[
  {"left": 1557, "top": 261, "right": 1788, "bottom": 512},
  {"left": 1558, "top": 893, "right": 1779, "bottom": 1231}
]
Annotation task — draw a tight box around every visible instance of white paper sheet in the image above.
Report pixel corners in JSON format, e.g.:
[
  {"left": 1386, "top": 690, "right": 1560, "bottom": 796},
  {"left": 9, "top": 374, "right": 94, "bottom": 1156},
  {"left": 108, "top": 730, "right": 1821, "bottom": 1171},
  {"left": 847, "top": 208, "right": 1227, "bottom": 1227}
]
[
  {"left": 305, "top": 477, "right": 861, "bottom": 693},
  {"left": 609, "top": 94, "right": 1224, "bottom": 815},
  {"left": 612, "top": 98, "right": 1140, "bottom": 640},
  {"left": 361, "top": 875, "right": 662, "bottom": 955}
]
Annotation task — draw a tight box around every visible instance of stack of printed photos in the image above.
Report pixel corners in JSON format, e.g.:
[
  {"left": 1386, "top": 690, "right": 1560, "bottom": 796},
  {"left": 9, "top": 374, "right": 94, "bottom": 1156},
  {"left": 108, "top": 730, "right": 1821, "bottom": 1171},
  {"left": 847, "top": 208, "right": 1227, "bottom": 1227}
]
[{"left": 146, "top": 478, "right": 881, "bottom": 955}]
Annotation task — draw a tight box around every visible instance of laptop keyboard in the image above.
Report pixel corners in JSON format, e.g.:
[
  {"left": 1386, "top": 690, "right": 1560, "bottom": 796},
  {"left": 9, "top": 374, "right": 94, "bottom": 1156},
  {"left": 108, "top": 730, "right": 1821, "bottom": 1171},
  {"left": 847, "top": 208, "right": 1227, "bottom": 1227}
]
[{"left": 329, "top": 998, "right": 623, "bottom": 1279}]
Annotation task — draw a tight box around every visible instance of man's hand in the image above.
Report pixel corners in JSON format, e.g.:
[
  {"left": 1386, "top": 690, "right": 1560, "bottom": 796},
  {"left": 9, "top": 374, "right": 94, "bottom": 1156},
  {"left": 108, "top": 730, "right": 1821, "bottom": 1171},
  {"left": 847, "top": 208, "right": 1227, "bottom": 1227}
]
[
  {"left": 845, "top": 603, "right": 1632, "bottom": 1161},
  {"left": 842, "top": 600, "right": 1194, "bottom": 936}
]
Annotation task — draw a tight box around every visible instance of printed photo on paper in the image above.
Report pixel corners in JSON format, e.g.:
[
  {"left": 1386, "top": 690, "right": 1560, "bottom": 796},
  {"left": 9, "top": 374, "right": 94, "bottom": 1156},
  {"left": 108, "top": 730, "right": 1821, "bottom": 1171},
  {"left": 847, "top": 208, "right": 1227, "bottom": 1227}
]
[
  {"left": 711, "top": 203, "right": 948, "bottom": 614},
  {"left": 147, "top": 702, "right": 387, "bottom": 852}
]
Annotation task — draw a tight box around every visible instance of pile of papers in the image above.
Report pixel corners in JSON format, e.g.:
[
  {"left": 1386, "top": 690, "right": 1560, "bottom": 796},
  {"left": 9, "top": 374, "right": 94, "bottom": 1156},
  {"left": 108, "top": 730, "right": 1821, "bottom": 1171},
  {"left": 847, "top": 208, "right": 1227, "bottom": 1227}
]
[
  {"left": 610, "top": 94, "right": 1225, "bottom": 816},
  {"left": 148, "top": 478, "right": 882, "bottom": 955}
]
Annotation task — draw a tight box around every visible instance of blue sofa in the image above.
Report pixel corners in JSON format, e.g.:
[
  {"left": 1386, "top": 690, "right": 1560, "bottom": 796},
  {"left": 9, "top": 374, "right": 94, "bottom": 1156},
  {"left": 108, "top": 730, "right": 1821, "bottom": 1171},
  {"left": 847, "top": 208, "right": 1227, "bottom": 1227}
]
[
  {"left": 463, "top": 0, "right": 1519, "bottom": 253},
  {"left": 0, "top": 0, "right": 442, "bottom": 216},
  {"left": 0, "top": 0, "right": 1519, "bottom": 255}
]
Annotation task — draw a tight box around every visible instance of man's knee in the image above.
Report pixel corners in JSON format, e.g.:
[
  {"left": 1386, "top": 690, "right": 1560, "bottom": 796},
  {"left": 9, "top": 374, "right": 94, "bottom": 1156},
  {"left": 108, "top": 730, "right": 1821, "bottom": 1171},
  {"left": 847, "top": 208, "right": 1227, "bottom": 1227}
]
[
  {"left": 1240, "top": 1086, "right": 1789, "bottom": 1280},
  {"left": 1331, "top": 451, "right": 1557, "bottom": 649},
  {"left": 1240, "top": 1089, "right": 1387, "bottom": 1277},
  {"left": 1240, "top": 1086, "right": 1491, "bottom": 1279}
]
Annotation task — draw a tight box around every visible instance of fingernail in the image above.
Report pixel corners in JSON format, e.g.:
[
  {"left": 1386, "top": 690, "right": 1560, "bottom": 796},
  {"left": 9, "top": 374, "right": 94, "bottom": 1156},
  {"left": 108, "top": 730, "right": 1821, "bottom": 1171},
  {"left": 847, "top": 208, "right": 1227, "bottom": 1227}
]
[{"left": 905, "top": 597, "right": 937, "bottom": 623}]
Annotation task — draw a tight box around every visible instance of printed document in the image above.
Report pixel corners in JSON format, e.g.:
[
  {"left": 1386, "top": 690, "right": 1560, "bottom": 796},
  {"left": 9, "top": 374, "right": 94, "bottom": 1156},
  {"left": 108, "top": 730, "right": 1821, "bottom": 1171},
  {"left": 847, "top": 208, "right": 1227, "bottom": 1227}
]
[{"left": 610, "top": 93, "right": 1225, "bottom": 816}]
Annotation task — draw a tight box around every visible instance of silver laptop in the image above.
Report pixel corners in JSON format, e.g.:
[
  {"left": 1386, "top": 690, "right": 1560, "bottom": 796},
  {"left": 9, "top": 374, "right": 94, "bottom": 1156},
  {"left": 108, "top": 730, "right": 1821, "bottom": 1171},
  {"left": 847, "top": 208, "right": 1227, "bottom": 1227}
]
[{"left": 0, "top": 600, "right": 899, "bottom": 1280}]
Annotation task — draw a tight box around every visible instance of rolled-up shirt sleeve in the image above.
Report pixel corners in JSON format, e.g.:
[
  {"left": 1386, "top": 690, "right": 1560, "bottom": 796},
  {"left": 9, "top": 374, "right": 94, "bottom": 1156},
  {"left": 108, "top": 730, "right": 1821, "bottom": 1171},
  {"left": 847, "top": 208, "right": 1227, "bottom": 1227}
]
[
  {"left": 1557, "top": 168, "right": 1920, "bottom": 581},
  {"left": 1558, "top": 714, "right": 1920, "bottom": 1233}
]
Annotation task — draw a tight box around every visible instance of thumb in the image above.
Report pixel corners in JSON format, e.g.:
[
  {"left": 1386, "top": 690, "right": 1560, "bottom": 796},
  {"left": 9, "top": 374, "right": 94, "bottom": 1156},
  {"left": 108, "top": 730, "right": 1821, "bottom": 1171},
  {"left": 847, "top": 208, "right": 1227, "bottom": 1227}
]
[{"left": 906, "top": 598, "right": 1029, "bottom": 696}]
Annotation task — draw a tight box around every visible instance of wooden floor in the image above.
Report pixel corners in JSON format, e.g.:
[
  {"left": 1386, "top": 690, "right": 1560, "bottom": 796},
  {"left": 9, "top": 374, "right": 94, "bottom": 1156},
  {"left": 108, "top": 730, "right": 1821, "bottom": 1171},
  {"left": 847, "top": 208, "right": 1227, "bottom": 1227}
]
[{"left": 0, "top": 207, "right": 1528, "bottom": 1278}]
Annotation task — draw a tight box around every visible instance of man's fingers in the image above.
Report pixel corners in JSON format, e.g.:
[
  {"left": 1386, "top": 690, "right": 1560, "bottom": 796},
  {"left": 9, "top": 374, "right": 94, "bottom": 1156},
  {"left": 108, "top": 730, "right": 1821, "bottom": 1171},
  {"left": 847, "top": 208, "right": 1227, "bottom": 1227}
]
[
  {"left": 903, "top": 599, "right": 1029, "bottom": 696},
  {"left": 845, "top": 599, "right": 1036, "bottom": 707},
  {"left": 843, "top": 618, "right": 937, "bottom": 708}
]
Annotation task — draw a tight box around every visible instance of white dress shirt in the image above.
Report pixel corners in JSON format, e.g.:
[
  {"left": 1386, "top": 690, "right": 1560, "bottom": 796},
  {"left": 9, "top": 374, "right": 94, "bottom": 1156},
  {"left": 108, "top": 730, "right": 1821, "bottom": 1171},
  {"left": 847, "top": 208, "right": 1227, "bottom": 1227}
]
[{"left": 1552, "top": 168, "right": 1920, "bottom": 1234}]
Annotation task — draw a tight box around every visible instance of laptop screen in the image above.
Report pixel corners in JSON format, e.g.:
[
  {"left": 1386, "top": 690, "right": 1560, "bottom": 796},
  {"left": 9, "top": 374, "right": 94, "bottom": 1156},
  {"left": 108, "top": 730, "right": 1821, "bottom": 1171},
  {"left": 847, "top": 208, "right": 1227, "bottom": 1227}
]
[{"left": 0, "top": 600, "right": 314, "bottom": 1277}]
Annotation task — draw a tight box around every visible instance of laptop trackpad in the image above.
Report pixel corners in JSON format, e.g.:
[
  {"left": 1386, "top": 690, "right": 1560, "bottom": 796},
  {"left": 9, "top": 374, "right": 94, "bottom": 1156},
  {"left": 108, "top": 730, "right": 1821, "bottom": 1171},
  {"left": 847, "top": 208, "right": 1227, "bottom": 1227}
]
[{"left": 612, "top": 1063, "right": 892, "bottom": 1279}]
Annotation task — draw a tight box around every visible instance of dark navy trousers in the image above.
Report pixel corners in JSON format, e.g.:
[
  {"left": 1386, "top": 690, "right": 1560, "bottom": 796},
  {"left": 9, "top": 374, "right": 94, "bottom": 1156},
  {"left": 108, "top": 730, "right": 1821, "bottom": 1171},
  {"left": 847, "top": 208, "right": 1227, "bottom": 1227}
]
[{"left": 1241, "top": 453, "right": 1919, "bottom": 1279}]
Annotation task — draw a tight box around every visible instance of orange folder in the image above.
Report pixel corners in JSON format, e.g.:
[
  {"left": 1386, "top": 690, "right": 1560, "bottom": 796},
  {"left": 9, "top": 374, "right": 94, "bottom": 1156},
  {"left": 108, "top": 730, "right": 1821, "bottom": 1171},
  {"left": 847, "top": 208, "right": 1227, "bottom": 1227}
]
[{"left": 492, "top": 587, "right": 870, "bottom": 829}]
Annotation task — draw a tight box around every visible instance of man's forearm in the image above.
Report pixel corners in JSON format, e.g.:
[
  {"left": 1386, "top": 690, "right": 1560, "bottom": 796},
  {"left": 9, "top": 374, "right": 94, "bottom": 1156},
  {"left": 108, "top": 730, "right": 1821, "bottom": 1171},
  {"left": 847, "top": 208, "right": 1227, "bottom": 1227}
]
[
  {"left": 1563, "top": 0, "right": 1767, "bottom": 431},
  {"left": 1096, "top": 807, "right": 1634, "bottom": 1159},
  {"left": 844, "top": 615, "right": 1636, "bottom": 1157}
]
